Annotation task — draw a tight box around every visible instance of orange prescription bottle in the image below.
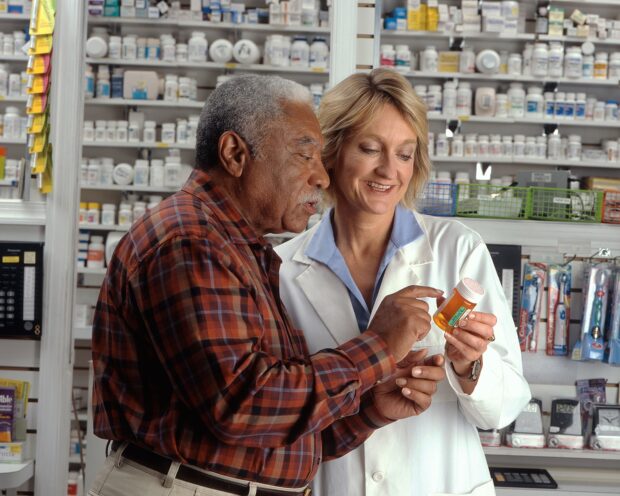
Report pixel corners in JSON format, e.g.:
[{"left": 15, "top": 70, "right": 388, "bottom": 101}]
[{"left": 433, "top": 278, "right": 484, "bottom": 333}]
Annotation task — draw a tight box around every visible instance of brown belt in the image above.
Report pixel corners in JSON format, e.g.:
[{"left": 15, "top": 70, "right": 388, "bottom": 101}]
[{"left": 112, "top": 442, "right": 310, "bottom": 496}]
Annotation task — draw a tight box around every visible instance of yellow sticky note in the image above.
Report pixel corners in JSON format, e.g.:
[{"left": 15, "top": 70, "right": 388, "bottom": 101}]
[
  {"left": 26, "top": 94, "right": 47, "bottom": 114},
  {"left": 27, "top": 111, "right": 47, "bottom": 134},
  {"left": 26, "top": 54, "right": 50, "bottom": 75},
  {"left": 31, "top": 145, "right": 49, "bottom": 174},
  {"left": 40, "top": 161, "right": 53, "bottom": 194},
  {"left": 27, "top": 74, "right": 50, "bottom": 95},
  {"left": 29, "top": 35, "right": 54, "bottom": 55},
  {"left": 30, "top": 0, "right": 56, "bottom": 36}
]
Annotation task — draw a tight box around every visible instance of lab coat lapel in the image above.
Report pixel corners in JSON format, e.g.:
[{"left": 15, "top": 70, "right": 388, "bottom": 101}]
[
  {"left": 295, "top": 262, "right": 359, "bottom": 344},
  {"left": 370, "top": 218, "right": 434, "bottom": 322}
]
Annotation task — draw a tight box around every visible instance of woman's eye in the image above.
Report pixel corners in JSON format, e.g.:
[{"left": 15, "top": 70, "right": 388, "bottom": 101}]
[
  {"left": 399, "top": 154, "right": 413, "bottom": 161},
  {"left": 361, "top": 147, "right": 380, "bottom": 154}
]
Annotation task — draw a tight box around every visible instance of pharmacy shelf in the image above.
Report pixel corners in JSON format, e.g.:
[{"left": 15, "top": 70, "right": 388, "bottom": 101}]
[
  {"left": 82, "top": 140, "right": 194, "bottom": 150},
  {"left": 85, "top": 57, "right": 329, "bottom": 75},
  {"left": 430, "top": 156, "right": 620, "bottom": 169},
  {"left": 457, "top": 218, "right": 620, "bottom": 247},
  {"left": 483, "top": 446, "right": 620, "bottom": 461},
  {"left": 88, "top": 16, "right": 330, "bottom": 34},
  {"left": 381, "top": 30, "right": 536, "bottom": 41},
  {"left": 0, "top": 13, "right": 30, "bottom": 21},
  {"left": 81, "top": 184, "right": 178, "bottom": 193},
  {"left": 539, "top": 34, "right": 620, "bottom": 46},
  {"left": 0, "top": 460, "right": 34, "bottom": 490},
  {"left": 428, "top": 114, "right": 620, "bottom": 128},
  {"left": 85, "top": 98, "right": 204, "bottom": 109},
  {"left": 407, "top": 71, "right": 620, "bottom": 87},
  {"left": 0, "top": 54, "right": 28, "bottom": 62},
  {"left": 78, "top": 223, "right": 130, "bottom": 231},
  {"left": 68, "top": 454, "right": 84, "bottom": 465},
  {"left": 76, "top": 267, "right": 107, "bottom": 276},
  {"left": 0, "top": 179, "right": 17, "bottom": 186}
]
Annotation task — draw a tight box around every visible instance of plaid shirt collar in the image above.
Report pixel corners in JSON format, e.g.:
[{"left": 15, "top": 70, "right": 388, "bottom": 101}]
[{"left": 182, "top": 168, "right": 267, "bottom": 248}]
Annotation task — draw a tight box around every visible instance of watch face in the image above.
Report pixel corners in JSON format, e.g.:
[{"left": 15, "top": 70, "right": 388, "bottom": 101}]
[{"left": 596, "top": 407, "right": 620, "bottom": 429}]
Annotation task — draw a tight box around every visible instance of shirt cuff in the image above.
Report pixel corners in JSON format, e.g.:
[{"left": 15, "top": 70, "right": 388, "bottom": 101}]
[
  {"left": 337, "top": 331, "right": 396, "bottom": 395},
  {"left": 446, "top": 345, "right": 503, "bottom": 401},
  {"left": 347, "top": 390, "right": 395, "bottom": 432}
]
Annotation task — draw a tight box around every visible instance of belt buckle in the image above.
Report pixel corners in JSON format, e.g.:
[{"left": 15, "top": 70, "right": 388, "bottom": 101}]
[{"left": 303, "top": 488, "right": 311, "bottom": 496}]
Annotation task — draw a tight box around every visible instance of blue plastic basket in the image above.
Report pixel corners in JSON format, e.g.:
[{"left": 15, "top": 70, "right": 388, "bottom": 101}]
[{"left": 418, "top": 182, "right": 457, "bottom": 216}]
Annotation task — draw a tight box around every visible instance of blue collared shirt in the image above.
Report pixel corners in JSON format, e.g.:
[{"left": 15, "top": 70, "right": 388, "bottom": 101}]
[{"left": 305, "top": 205, "right": 424, "bottom": 332}]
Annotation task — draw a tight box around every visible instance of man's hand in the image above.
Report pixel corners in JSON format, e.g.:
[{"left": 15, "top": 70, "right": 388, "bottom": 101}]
[
  {"left": 372, "top": 349, "right": 446, "bottom": 421},
  {"left": 368, "top": 286, "right": 443, "bottom": 362}
]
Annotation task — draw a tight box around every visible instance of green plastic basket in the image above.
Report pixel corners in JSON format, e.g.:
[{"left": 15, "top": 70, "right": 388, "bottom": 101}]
[
  {"left": 456, "top": 184, "right": 531, "bottom": 220},
  {"left": 528, "top": 187, "right": 603, "bottom": 223}
]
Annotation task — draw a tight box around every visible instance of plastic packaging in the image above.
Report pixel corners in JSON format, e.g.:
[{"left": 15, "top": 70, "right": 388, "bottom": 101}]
[
  {"left": 531, "top": 43, "right": 549, "bottom": 77},
  {"left": 188, "top": 31, "right": 208, "bottom": 62},
  {"left": 456, "top": 82, "right": 472, "bottom": 117},
  {"left": 508, "top": 83, "right": 525, "bottom": 118},
  {"left": 421, "top": 45, "right": 438, "bottom": 72},
  {"left": 87, "top": 235, "right": 105, "bottom": 268},
  {"left": 525, "top": 87, "right": 543, "bottom": 117},
  {"left": 433, "top": 278, "right": 485, "bottom": 333},
  {"left": 474, "top": 87, "right": 495, "bottom": 117},
  {"left": 475, "top": 49, "right": 500, "bottom": 74}
]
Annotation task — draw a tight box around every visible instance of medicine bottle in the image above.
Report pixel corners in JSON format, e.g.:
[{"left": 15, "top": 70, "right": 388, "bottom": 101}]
[
  {"left": 421, "top": 45, "right": 438, "bottom": 72},
  {"left": 101, "top": 204, "right": 116, "bottom": 225},
  {"left": 87, "top": 202, "right": 100, "bottom": 224},
  {"left": 149, "top": 159, "right": 165, "bottom": 187},
  {"left": 143, "top": 121, "right": 157, "bottom": 143},
  {"left": 118, "top": 203, "right": 133, "bottom": 226},
  {"left": 594, "top": 52, "right": 608, "bottom": 79},
  {"left": 433, "top": 278, "right": 484, "bottom": 333},
  {"left": 79, "top": 202, "right": 88, "bottom": 223},
  {"left": 290, "top": 36, "right": 310, "bottom": 67},
  {"left": 309, "top": 37, "right": 329, "bottom": 70},
  {"left": 87, "top": 236, "right": 105, "bottom": 269},
  {"left": 380, "top": 44, "right": 396, "bottom": 68}
]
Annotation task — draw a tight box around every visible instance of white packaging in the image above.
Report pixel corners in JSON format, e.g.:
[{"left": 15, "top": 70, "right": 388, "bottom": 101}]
[
  {"left": 475, "top": 49, "right": 500, "bottom": 74},
  {"left": 459, "top": 47, "right": 475, "bottom": 73},
  {"left": 442, "top": 81, "right": 457, "bottom": 117},
  {"left": 134, "top": 159, "right": 150, "bottom": 186},
  {"left": 456, "top": 82, "right": 472, "bottom": 117},
  {"left": 101, "top": 204, "right": 116, "bottom": 226},
  {"left": 87, "top": 163, "right": 101, "bottom": 186},
  {"left": 420, "top": 45, "right": 438, "bottom": 72},
  {"left": 150, "top": 159, "right": 165, "bottom": 187},
  {"left": 525, "top": 87, "right": 543, "bottom": 117},
  {"left": 548, "top": 42, "right": 564, "bottom": 77},
  {"left": 113, "top": 163, "right": 134, "bottom": 185},
  {"left": 108, "top": 36, "right": 122, "bottom": 59},
  {"left": 116, "top": 121, "right": 129, "bottom": 142},
  {"left": 188, "top": 31, "right": 208, "bottom": 62},
  {"left": 123, "top": 70, "right": 159, "bottom": 100},
  {"left": 508, "top": 53, "right": 522, "bottom": 75},
  {"left": 531, "top": 43, "right": 549, "bottom": 77},
  {"left": 564, "top": 47, "right": 583, "bottom": 79},
  {"left": 164, "top": 74, "right": 178, "bottom": 101},
  {"left": 143, "top": 121, "right": 157, "bottom": 143},
  {"left": 161, "top": 122, "right": 176, "bottom": 144},
  {"left": 475, "top": 87, "right": 496, "bottom": 117},
  {"left": 451, "top": 135, "right": 464, "bottom": 157},
  {"left": 209, "top": 38, "right": 234, "bottom": 63},
  {"left": 495, "top": 94, "right": 508, "bottom": 118},
  {"left": 508, "top": 83, "right": 525, "bottom": 118}
]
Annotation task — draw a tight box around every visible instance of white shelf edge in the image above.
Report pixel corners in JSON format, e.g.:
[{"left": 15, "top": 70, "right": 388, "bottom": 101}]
[
  {"left": 82, "top": 140, "right": 195, "bottom": 150},
  {"left": 0, "top": 179, "right": 17, "bottom": 186},
  {"left": 73, "top": 326, "right": 93, "bottom": 341},
  {"left": 80, "top": 184, "right": 179, "bottom": 193},
  {"left": 76, "top": 267, "right": 107, "bottom": 275},
  {"left": 0, "top": 96, "right": 28, "bottom": 103},
  {"left": 0, "top": 13, "right": 30, "bottom": 21},
  {"left": 381, "top": 30, "right": 536, "bottom": 41},
  {"left": 78, "top": 223, "right": 130, "bottom": 231},
  {"left": 540, "top": 34, "right": 620, "bottom": 46},
  {"left": 0, "top": 459, "right": 34, "bottom": 490},
  {"left": 0, "top": 201, "right": 46, "bottom": 225},
  {"left": 85, "top": 58, "right": 329, "bottom": 75},
  {"left": 548, "top": 0, "right": 620, "bottom": 6},
  {"left": 430, "top": 156, "right": 620, "bottom": 169},
  {"left": 407, "top": 71, "right": 620, "bottom": 87},
  {"left": 85, "top": 98, "right": 204, "bottom": 109},
  {"left": 484, "top": 446, "right": 620, "bottom": 461},
  {"left": 0, "top": 55, "right": 28, "bottom": 62},
  {"left": 428, "top": 115, "right": 620, "bottom": 128},
  {"left": 456, "top": 218, "right": 620, "bottom": 248},
  {"left": 87, "top": 15, "right": 330, "bottom": 34},
  {"left": 0, "top": 137, "right": 27, "bottom": 144}
]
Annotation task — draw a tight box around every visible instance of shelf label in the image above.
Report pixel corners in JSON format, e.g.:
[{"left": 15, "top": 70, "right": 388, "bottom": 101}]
[
  {"left": 225, "top": 63, "right": 238, "bottom": 69},
  {"left": 311, "top": 67, "right": 325, "bottom": 73},
  {"left": 156, "top": 143, "right": 169, "bottom": 148}
]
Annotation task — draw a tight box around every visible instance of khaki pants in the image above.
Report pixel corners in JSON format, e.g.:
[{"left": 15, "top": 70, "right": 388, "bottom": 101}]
[{"left": 88, "top": 443, "right": 308, "bottom": 496}]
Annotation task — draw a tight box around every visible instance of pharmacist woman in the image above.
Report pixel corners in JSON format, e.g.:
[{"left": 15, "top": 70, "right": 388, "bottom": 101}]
[{"left": 276, "top": 69, "right": 531, "bottom": 496}]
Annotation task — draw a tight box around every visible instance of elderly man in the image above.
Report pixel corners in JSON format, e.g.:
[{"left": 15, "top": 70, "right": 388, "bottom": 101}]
[{"left": 90, "top": 74, "right": 443, "bottom": 496}]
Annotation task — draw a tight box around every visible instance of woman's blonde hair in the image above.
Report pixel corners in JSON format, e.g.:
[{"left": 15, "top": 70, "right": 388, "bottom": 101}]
[{"left": 318, "top": 68, "right": 430, "bottom": 208}]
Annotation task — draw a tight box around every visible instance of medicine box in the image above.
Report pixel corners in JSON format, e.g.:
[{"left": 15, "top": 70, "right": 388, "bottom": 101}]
[{"left": 0, "top": 442, "right": 23, "bottom": 463}]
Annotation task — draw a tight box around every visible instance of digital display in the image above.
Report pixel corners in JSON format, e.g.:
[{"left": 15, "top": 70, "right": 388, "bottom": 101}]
[{"left": 555, "top": 403, "right": 575, "bottom": 414}]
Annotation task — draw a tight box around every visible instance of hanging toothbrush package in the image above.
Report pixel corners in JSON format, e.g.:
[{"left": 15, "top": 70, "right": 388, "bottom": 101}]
[
  {"left": 606, "top": 267, "right": 620, "bottom": 366},
  {"left": 546, "top": 265, "right": 572, "bottom": 356},
  {"left": 573, "top": 263, "right": 612, "bottom": 362},
  {"left": 518, "top": 263, "right": 546, "bottom": 352}
]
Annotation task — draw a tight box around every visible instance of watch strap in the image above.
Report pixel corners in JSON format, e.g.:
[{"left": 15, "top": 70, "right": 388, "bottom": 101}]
[{"left": 451, "top": 358, "right": 481, "bottom": 382}]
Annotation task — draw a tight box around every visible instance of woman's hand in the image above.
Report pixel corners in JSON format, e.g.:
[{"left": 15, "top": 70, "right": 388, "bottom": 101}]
[
  {"left": 372, "top": 349, "right": 446, "bottom": 420},
  {"left": 443, "top": 310, "right": 497, "bottom": 376}
]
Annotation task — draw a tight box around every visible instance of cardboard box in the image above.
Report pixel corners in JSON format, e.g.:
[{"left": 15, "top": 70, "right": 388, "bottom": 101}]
[
  {"left": 584, "top": 177, "right": 620, "bottom": 192},
  {"left": 0, "top": 442, "right": 23, "bottom": 463},
  {"left": 438, "top": 51, "right": 460, "bottom": 72}
]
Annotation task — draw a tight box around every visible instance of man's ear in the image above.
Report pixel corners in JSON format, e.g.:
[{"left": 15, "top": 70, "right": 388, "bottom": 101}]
[{"left": 218, "top": 131, "right": 251, "bottom": 177}]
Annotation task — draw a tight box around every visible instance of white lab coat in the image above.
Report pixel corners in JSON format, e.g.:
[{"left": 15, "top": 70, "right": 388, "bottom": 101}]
[{"left": 275, "top": 212, "right": 531, "bottom": 496}]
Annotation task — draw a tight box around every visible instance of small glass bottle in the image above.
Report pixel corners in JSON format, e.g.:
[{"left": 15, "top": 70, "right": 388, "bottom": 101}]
[{"left": 433, "top": 278, "right": 484, "bottom": 333}]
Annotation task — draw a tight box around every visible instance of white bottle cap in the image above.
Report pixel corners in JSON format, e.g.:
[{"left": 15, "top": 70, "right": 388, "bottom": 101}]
[{"left": 456, "top": 278, "right": 484, "bottom": 303}]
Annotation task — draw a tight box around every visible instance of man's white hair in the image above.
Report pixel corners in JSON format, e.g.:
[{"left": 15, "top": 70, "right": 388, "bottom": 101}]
[{"left": 195, "top": 74, "right": 312, "bottom": 169}]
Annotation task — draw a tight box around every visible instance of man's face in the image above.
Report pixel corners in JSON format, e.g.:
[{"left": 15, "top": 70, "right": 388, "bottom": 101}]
[{"left": 242, "top": 100, "right": 329, "bottom": 235}]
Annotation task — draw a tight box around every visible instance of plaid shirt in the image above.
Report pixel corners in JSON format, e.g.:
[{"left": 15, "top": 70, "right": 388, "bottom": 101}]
[{"left": 92, "top": 169, "right": 395, "bottom": 487}]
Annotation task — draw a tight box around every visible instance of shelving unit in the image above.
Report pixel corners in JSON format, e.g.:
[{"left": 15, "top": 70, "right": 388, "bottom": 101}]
[{"left": 406, "top": 70, "right": 620, "bottom": 86}]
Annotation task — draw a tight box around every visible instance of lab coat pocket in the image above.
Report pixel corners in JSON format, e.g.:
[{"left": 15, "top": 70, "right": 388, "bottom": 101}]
[{"left": 430, "top": 479, "right": 495, "bottom": 496}]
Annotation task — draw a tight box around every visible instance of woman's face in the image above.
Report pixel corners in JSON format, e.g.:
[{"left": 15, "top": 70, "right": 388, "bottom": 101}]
[{"left": 333, "top": 103, "right": 416, "bottom": 218}]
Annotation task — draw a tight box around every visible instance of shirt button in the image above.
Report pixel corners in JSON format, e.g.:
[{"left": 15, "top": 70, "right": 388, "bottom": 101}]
[{"left": 372, "top": 471, "right": 384, "bottom": 482}]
